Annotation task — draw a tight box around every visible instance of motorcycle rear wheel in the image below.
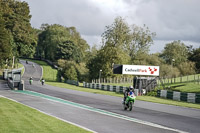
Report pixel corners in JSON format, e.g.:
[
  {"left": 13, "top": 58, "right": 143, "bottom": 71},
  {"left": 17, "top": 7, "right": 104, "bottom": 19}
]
[{"left": 123, "top": 104, "right": 127, "bottom": 110}]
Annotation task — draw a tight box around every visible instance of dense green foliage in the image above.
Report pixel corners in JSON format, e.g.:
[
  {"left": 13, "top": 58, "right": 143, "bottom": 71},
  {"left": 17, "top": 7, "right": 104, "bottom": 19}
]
[
  {"left": 87, "top": 17, "right": 156, "bottom": 80},
  {"left": 58, "top": 59, "right": 89, "bottom": 82},
  {"left": 37, "top": 24, "right": 89, "bottom": 62},
  {"left": 0, "top": 16, "right": 12, "bottom": 67},
  {"left": 0, "top": 0, "right": 37, "bottom": 68},
  {"left": 36, "top": 24, "right": 89, "bottom": 81},
  {"left": 160, "top": 41, "right": 196, "bottom": 76},
  {"left": 0, "top": 1, "right": 199, "bottom": 81},
  {"left": 189, "top": 47, "right": 200, "bottom": 73},
  {"left": 86, "top": 18, "right": 199, "bottom": 80},
  {"left": 160, "top": 40, "right": 188, "bottom": 65}
]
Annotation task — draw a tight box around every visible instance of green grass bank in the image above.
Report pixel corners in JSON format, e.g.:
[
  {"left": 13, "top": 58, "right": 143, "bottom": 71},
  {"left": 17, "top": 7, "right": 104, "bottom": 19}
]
[{"left": 0, "top": 97, "right": 91, "bottom": 133}]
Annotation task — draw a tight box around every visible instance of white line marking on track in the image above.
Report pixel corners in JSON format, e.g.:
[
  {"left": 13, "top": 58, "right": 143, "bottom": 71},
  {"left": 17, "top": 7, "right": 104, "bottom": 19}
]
[
  {"left": 0, "top": 95, "right": 97, "bottom": 133},
  {"left": 12, "top": 90, "right": 188, "bottom": 133}
]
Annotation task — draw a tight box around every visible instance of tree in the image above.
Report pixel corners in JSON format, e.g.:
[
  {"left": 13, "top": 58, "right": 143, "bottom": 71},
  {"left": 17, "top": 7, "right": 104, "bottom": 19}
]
[
  {"left": 56, "top": 40, "right": 81, "bottom": 62},
  {"left": 37, "top": 24, "right": 89, "bottom": 62},
  {"left": 0, "top": 15, "right": 12, "bottom": 68},
  {"left": 177, "top": 61, "right": 196, "bottom": 76},
  {"left": 159, "top": 64, "right": 180, "bottom": 78},
  {"left": 64, "top": 65, "right": 77, "bottom": 81},
  {"left": 37, "top": 24, "right": 71, "bottom": 60},
  {"left": 133, "top": 53, "right": 163, "bottom": 66},
  {"left": 68, "top": 27, "right": 89, "bottom": 62},
  {"left": 127, "top": 24, "right": 156, "bottom": 63},
  {"left": 84, "top": 44, "right": 98, "bottom": 63},
  {"left": 188, "top": 47, "right": 200, "bottom": 73},
  {"left": 0, "top": 0, "right": 37, "bottom": 57},
  {"left": 96, "top": 17, "right": 131, "bottom": 78},
  {"left": 86, "top": 51, "right": 103, "bottom": 80},
  {"left": 87, "top": 17, "right": 156, "bottom": 80},
  {"left": 160, "top": 40, "right": 188, "bottom": 66},
  {"left": 58, "top": 59, "right": 88, "bottom": 82}
]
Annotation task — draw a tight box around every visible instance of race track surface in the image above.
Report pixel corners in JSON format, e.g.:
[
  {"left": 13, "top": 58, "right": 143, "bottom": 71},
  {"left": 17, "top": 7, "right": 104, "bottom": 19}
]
[{"left": 1, "top": 60, "right": 200, "bottom": 133}]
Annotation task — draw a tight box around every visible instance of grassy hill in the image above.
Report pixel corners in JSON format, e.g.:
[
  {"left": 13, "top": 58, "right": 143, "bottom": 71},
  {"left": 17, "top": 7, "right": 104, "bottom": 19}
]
[{"left": 26, "top": 59, "right": 58, "bottom": 82}]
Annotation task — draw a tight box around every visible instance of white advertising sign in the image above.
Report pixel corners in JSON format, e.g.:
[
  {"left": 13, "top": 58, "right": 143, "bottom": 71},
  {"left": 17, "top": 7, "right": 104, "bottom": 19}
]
[{"left": 122, "top": 65, "right": 160, "bottom": 76}]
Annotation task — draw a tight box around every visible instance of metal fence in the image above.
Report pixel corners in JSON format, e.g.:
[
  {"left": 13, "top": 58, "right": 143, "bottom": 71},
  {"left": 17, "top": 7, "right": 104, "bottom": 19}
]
[
  {"left": 158, "top": 74, "right": 200, "bottom": 85},
  {"left": 157, "top": 90, "right": 200, "bottom": 104},
  {"left": 93, "top": 74, "right": 200, "bottom": 85},
  {"left": 92, "top": 77, "right": 134, "bottom": 84}
]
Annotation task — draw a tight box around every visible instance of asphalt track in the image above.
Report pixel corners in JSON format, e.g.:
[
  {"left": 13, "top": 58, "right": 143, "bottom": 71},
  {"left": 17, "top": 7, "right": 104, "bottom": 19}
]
[{"left": 0, "top": 60, "right": 200, "bottom": 133}]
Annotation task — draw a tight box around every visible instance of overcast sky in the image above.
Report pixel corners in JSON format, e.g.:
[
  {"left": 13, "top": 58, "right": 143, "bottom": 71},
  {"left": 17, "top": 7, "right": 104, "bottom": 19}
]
[{"left": 23, "top": 0, "right": 200, "bottom": 53}]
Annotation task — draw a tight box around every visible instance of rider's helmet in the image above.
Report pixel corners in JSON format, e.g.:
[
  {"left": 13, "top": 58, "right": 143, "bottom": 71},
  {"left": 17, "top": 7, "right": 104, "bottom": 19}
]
[{"left": 129, "top": 85, "right": 133, "bottom": 91}]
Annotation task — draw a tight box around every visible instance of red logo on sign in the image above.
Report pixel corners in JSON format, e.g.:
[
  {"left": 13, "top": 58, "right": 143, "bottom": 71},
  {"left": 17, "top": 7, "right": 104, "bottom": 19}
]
[{"left": 148, "top": 67, "right": 157, "bottom": 74}]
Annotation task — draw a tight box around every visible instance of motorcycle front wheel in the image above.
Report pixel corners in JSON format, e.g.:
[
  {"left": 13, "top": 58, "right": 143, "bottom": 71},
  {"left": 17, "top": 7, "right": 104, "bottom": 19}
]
[{"left": 128, "top": 102, "right": 133, "bottom": 111}]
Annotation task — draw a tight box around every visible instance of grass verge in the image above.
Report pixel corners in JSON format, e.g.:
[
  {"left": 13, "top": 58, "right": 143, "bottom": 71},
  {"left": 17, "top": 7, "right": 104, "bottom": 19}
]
[
  {"left": 47, "top": 82, "right": 200, "bottom": 109},
  {"left": 0, "top": 97, "right": 91, "bottom": 133},
  {"left": 171, "top": 83, "right": 200, "bottom": 93}
]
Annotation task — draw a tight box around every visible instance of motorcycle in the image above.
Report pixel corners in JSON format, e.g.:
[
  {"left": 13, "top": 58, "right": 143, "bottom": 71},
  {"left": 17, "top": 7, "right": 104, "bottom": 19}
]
[
  {"left": 123, "top": 91, "right": 136, "bottom": 111},
  {"left": 29, "top": 79, "right": 33, "bottom": 85}
]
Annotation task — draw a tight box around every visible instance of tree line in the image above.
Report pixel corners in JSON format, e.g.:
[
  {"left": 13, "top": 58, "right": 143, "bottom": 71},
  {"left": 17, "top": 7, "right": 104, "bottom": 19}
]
[{"left": 0, "top": 0, "right": 199, "bottom": 82}]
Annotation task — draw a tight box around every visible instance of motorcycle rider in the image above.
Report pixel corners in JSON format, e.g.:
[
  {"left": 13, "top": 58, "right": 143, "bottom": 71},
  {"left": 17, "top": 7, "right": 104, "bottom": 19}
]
[
  {"left": 29, "top": 77, "right": 33, "bottom": 85},
  {"left": 41, "top": 78, "right": 45, "bottom": 85},
  {"left": 123, "top": 85, "right": 134, "bottom": 104}
]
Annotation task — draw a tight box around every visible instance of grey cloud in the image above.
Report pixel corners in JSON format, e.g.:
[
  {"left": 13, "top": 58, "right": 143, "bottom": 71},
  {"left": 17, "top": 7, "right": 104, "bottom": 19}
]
[
  {"left": 24, "top": 0, "right": 200, "bottom": 50},
  {"left": 25, "top": 0, "right": 114, "bottom": 36},
  {"left": 128, "top": 0, "right": 200, "bottom": 42}
]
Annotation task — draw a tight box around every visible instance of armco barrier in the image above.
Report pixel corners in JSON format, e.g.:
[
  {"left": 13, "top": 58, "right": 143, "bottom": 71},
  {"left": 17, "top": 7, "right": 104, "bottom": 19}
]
[
  {"left": 161, "top": 90, "right": 167, "bottom": 98},
  {"left": 92, "top": 83, "right": 95, "bottom": 89},
  {"left": 120, "top": 86, "right": 123, "bottom": 93},
  {"left": 82, "top": 83, "right": 139, "bottom": 95},
  {"left": 107, "top": 85, "right": 110, "bottom": 91},
  {"left": 187, "top": 93, "right": 195, "bottom": 103},
  {"left": 173, "top": 91, "right": 180, "bottom": 101},
  {"left": 167, "top": 91, "right": 173, "bottom": 99},
  {"left": 84, "top": 82, "right": 199, "bottom": 104},
  {"left": 180, "top": 92, "right": 188, "bottom": 102},
  {"left": 157, "top": 90, "right": 200, "bottom": 104},
  {"left": 196, "top": 94, "right": 200, "bottom": 103},
  {"left": 96, "top": 84, "right": 100, "bottom": 89},
  {"left": 157, "top": 90, "right": 161, "bottom": 97},
  {"left": 101, "top": 84, "right": 105, "bottom": 90},
  {"left": 113, "top": 86, "right": 116, "bottom": 92}
]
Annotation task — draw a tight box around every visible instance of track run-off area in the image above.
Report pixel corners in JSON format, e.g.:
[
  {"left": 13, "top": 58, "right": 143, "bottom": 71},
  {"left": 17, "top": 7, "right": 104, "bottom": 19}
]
[{"left": 0, "top": 60, "right": 200, "bottom": 133}]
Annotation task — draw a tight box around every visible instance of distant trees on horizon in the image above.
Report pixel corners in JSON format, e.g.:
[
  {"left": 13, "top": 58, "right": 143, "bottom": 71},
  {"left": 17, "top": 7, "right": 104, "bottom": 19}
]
[{"left": 0, "top": 0, "right": 199, "bottom": 81}]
